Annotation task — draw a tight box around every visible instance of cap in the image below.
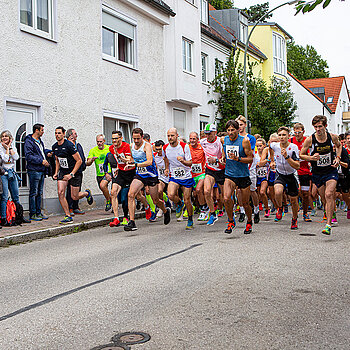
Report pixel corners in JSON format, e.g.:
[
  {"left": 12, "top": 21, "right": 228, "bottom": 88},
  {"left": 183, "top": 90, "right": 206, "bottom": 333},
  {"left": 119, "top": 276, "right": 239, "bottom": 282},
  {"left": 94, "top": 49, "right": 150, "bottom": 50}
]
[{"left": 204, "top": 123, "right": 217, "bottom": 133}]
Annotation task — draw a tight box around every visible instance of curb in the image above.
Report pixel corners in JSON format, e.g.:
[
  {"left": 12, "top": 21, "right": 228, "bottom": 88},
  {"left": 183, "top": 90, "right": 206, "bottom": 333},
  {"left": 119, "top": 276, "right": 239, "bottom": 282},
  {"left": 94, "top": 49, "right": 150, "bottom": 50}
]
[{"left": 0, "top": 212, "right": 146, "bottom": 247}]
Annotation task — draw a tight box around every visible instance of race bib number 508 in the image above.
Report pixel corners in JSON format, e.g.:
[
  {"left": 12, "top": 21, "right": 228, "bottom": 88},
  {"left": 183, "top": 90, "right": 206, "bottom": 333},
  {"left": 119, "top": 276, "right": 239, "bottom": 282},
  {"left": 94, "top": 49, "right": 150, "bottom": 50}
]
[{"left": 317, "top": 153, "right": 331, "bottom": 167}]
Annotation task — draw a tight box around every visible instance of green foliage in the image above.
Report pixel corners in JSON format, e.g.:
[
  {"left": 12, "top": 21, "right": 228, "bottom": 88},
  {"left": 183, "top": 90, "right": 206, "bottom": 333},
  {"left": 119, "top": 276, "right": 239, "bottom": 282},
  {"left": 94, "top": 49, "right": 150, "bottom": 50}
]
[
  {"left": 243, "top": 2, "right": 273, "bottom": 22},
  {"left": 287, "top": 41, "right": 329, "bottom": 80},
  {"left": 295, "top": 0, "right": 334, "bottom": 14},
  {"left": 209, "top": 50, "right": 297, "bottom": 140},
  {"left": 209, "top": 0, "right": 234, "bottom": 10}
]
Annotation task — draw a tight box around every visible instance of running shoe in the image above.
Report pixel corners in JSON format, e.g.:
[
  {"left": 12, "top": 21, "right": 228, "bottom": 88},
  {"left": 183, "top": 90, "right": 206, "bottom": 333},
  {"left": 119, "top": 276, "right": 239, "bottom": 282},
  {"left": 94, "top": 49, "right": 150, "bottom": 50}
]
[
  {"left": 207, "top": 213, "right": 218, "bottom": 226},
  {"left": 291, "top": 218, "right": 298, "bottom": 230},
  {"left": 198, "top": 210, "right": 207, "bottom": 221},
  {"left": 157, "top": 209, "right": 163, "bottom": 218},
  {"left": 331, "top": 213, "right": 338, "bottom": 226},
  {"left": 124, "top": 220, "right": 138, "bottom": 231},
  {"left": 275, "top": 208, "right": 283, "bottom": 221},
  {"left": 186, "top": 218, "right": 194, "bottom": 230},
  {"left": 164, "top": 208, "right": 171, "bottom": 225},
  {"left": 322, "top": 211, "right": 327, "bottom": 221},
  {"left": 183, "top": 209, "right": 188, "bottom": 218},
  {"left": 254, "top": 212, "right": 260, "bottom": 224},
  {"left": 235, "top": 206, "right": 240, "bottom": 213},
  {"left": 145, "top": 206, "right": 152, "bottom": 220},
  {"left": 69, "top": 209, "right": 75, "bottom": 217},
  {"left": 303, "top": 213, "right": 312, "bottom": 222},
  {"left": 347, "top": 209, "right": 350, "bottom": 220},
  {"left": 176, "top": 201, "right": 184, "bottom": 219},
  {"left": 109, "top": 218, "right": 120, "bottom": 227},
  {"left": 218, "top": 210, "right": 224, "bottom": 217},
  {"left": 59, "top": 216, "right": 73, "bottom": 225},
  {"left": 225, "top": 219, "right": 236, "bottom": 234},
  {"left": 121, "top": 217, "right": 129, "bottom": 225},
  {"left": 85, "top": 189, "right": 94, "bottom": 205},
  {"left": 322, "top": 224, "right": 331, "bottom": 235},
  {"left": 73, "top": 209, "right": 85, "bottom": 215},
  {"left": 259, "top": 203, "right": 263, "bottom": 211},
  {"left": 204, "top": 211, "right": 210, "bottom": 221},
  {"left": 105, "top": 201, "right": 112, "bottom": 211},
  {"left": 37, "top": 213, "right": 48, "bottom": 220},
  {"left": 30, "top": 214, "right": 43, "bottom": 221},
  {"left": 238, "top": 212, "right": 245, "bottom": 223},
  {"left": 284, "top": 205, "right": 289, "bottom": 213},
  {"left": 310, "top": 209, "right": 316, "bottom": 216},
  {"left": 271, "top": 205, "right": 276, "bottom": 213},
  {"left": 264, "top": 209, "right": 270, "bottom": 218},
  {"left": 149, "top": 211, "right": 157, "bottom": 222},
  {"left": 244, "top": 222, "right": 253, "bottom": 234}
]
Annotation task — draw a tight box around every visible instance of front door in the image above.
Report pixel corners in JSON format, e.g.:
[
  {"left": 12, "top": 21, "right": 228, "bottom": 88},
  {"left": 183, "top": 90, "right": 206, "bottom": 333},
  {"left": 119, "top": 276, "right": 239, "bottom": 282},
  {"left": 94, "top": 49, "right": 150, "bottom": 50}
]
[{"left": 5, "top": 104, "right": 37, "bottom": 210}]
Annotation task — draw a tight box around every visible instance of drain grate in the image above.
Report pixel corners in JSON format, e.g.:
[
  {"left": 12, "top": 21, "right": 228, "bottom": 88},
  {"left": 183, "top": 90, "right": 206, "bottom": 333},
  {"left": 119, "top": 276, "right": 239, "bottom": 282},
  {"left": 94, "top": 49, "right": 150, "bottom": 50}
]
[{"left": 112, "top": 332, "right": 151, "bottom": 345}]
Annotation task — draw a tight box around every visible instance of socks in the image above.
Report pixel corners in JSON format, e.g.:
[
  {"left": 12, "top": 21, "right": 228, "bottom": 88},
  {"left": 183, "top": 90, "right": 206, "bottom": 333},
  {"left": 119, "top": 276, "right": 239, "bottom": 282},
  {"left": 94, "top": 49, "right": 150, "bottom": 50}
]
[
  {"left": 254, "top": 206, "right": 259, "bottom": 214},
  {"left": 146, "top": 194, "right": 156, "bottom": 212}
]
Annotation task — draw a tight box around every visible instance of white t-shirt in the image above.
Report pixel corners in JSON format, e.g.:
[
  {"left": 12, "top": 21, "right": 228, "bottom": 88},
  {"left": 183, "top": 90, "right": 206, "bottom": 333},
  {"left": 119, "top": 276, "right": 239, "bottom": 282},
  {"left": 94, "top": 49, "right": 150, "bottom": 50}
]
[
  {"left": 270, "top": 142, "right": 299, "bottom": 175},
  {"left": 154, "top": 152, "right": 169, "bottom": 184},
  {"left": 163, "top": 142, "right": 192, "bottom": 180}
]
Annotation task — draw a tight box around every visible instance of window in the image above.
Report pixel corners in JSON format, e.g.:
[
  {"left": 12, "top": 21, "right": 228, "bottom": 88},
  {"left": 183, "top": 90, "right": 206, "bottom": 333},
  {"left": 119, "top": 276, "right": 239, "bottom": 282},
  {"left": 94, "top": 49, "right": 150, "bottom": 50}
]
[
  {"left": 103, "top": 116, "right": 136, "bottom": 144},
  {"left": 201, "top": 53, "right": 208, "bottom": 82},
  {"left": 102, "top": 8, "right": 136, "bottom": 67},
  {"left": 173, "top": 109, "right": 186, "bottom": 138},
  {"left": 182, "top": 38, "right": 193, "bottom": 73},
  {"left": 273, "top": 33, "right": 286, "bottom": 76},
  {"left": 200, "top": 115, "right": 209, "bottom": 131},
  {"left": 215, "top": 59, "right": 223, "bottom": 77},
  {"left": 200, "top": 0, "right": 208, "bottom": 24},
  {"left": 20, "top": 0, "right": 55, "bottom": 39},
  {"left": 327, "top": 96, "right": 334, "bottom": 103}
]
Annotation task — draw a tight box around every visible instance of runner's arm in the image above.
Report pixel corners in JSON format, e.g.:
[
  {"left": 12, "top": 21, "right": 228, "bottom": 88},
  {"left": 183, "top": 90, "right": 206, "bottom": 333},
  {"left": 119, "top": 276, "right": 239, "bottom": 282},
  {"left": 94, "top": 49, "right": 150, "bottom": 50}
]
[
  {"left": 285, "top": 150, "right": 300, "bottom": 170},
  {"left": 70, "top": 152, "right": 83, "bottom": 176},
  {"left": 54, "top": 156, "right": 60, "bottom": 178},
  {"left": 240, "top": 138, "right": 253, "bottom": 164},
  {"left": 299, "top": 136, "right": 314, "bottom": 161},
  {"left": 258, "top": 148, "right": 269, "bottom": 167},
  {"left": 332, "top": 133, "right": 342, "bottom": 159}
]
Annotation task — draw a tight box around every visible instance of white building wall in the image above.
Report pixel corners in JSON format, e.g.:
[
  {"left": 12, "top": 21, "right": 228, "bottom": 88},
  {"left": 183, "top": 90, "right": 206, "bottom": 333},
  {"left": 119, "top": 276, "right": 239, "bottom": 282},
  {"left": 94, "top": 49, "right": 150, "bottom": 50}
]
[
  {"left": 289, "top": 76, "right": 332, "bottom": 136},
  {"left": 0, "top": 0, "right": 170, "bottom": 213},
  {"left": 334, "top": 81, "right": 350, "bottom": 134}
]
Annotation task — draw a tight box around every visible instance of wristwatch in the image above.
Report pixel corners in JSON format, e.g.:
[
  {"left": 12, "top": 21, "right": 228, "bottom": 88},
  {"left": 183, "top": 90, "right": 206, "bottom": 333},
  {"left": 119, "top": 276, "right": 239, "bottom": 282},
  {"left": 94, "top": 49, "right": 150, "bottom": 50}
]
[
  {"left": 70, "top": 173, "right": 75, "bottom": 177},
  {"left": 285, "top": 155, "right": 290, "bottom": 159}
]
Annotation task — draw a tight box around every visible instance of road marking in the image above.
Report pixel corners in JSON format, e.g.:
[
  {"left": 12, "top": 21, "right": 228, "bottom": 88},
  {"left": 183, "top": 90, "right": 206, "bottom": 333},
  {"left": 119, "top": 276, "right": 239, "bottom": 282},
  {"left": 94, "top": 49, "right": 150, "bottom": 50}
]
[{"left": 0, "top": 243, "right": 202, "bottom": 322}]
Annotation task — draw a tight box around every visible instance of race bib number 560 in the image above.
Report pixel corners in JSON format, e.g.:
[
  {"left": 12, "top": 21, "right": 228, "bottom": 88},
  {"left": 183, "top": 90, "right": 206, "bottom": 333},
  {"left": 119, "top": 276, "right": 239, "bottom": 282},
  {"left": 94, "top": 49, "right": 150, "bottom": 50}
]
[{"left": 226, "top": 145, "right": 239, "bottom": 159}]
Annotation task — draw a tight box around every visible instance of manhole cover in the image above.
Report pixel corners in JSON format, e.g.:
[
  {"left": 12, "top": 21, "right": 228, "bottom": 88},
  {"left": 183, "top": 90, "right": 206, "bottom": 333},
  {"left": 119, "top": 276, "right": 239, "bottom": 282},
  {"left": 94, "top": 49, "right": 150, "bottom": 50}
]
[
  {"left": 91, "top": 343, "right": 130, "bottom": 350},
  {"left": 112, "top": 332, "right": 151, "bottom": 345}
]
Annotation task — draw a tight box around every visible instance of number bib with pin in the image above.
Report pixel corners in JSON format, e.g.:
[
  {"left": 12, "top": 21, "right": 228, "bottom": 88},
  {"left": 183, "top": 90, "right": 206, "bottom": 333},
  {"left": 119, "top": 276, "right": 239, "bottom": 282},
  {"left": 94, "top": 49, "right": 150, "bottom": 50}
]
[
  {"left": 173, "top": 167, "right": 186, "bottom": 179},
  {"left": 256, "top": 166, "right": 268, "bottom": 178},
  {"left": 98, "top": 163, "right": 105, "bottom": 174},
  {"left": 191, "top": 163, "right": 203, "bottom": 174},
  {"left": 137, "top": 166, "right": 147, "bottom": 174},
  {"left": 317, "top": 153, "right": 331, "bottom": 167},
  {"left": 58, "top": 157, "right": 69, "bottom": 169},
  {"left": 226, "top": 145, "right": 239, "bottom": 160}
]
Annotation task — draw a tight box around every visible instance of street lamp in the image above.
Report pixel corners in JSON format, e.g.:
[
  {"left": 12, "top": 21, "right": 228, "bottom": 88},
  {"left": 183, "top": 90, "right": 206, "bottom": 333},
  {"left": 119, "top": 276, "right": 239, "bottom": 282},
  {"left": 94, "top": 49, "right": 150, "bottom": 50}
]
[{"left": 243, "top": 0, "right": 299, "bottom": 133}]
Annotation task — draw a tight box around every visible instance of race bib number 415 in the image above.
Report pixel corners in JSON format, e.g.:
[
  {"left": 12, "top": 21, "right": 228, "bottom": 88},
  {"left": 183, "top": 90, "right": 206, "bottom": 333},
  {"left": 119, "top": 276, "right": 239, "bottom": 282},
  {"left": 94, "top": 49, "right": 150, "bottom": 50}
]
[
  {"left": 317, "top": 153, "right": 331, "bottom": 167},
  {"left": 226, "top": 145, "right": 239, "bottom": 159}
]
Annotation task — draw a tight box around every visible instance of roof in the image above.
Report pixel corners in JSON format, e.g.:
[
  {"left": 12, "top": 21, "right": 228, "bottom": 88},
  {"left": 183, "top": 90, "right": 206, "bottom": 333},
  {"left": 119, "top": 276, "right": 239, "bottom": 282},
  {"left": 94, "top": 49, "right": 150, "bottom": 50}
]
[
  {"left": 142, "top": 0, "right": 175, "bottom": 16},
  {"left": 300, "top": 76, "right": 346, "bottom": 113},
  {"left": 249, "top": 22, "right": 293, "bottom": 40},
  {"left": 288, "top": 72, "right": 333, "bottom": 114},
  {"left": 209, "top": 4, "right": 216, "bottom": 11},
  {"left": 201, "top": 23, "right": 232, "bottom": 49}
]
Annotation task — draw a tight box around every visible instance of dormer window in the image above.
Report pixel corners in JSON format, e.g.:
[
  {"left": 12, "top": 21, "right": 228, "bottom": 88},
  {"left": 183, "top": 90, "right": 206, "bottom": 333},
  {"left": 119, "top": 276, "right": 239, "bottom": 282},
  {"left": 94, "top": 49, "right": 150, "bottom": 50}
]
[
  {"left": 327, "top": 96, "right": 334, "bottom": 103},
  {"left": 239, "top": 13, "right": 248, "bottom": 43}
]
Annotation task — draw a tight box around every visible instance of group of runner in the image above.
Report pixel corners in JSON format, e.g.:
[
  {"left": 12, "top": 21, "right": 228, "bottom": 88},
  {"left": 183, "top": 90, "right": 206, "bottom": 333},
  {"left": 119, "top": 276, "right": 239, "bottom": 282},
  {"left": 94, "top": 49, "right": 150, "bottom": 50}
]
[{"left": 54, "top": 114, "right": 350, "bottom": 235}]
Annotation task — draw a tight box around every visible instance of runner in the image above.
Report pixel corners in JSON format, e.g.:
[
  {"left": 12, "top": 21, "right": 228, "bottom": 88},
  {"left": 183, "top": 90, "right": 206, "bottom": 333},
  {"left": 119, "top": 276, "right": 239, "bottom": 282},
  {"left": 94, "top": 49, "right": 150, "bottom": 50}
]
[
  {"left": 124, "top": 128, "right": 170, "bottom": 231},
  {"left": 201, "top": 124, "right": 225, "bottom": 226},
  {"left": 104, "top": 131, "right": 135, "bottom": 227},
  {"left": 300, "top": 115, "right": 342, "bottom": 235},
  {"left": 255, "top": 138, "right": 270, "bottom": 217},
  {"left": 290, "top": 123, "right": 313, "bottom": 222},
  {"left": 163, "top": 128, "right": 195, "bottom": 230},
  {"left": 267, "top": 126, "right": 300, "bottom": 229},
  {"left": 345, "top": 130, "right": 350, "bottom": 154},
  {"left": 52, "top": 126, "right": 93, "bottom": 224},
  {"left": 86, "top": 134, "right": 111, "bottom": 211},
  {"left": 222, "top": 120, "right": 254, "bottom": 234},
  {"left": 188, "top": 132, "right": 207, "bottom": 221}
]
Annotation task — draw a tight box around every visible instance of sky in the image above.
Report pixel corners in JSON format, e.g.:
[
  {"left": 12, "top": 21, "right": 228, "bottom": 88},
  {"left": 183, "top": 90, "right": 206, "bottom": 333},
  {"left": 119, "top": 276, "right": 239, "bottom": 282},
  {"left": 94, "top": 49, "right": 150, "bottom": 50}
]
[{"left": 233, "top": 0, "right": 350, "bottom": 86}]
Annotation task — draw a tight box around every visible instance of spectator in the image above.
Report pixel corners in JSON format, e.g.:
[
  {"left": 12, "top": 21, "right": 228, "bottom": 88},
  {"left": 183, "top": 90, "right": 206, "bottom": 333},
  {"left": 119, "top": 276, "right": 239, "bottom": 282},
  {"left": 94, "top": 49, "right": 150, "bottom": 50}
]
[
  {"left": 0, "top": 130, "right": 30, "bottom": 225},
  {"left": 24, "top": 123, "right": 53, "bottom": 221}
]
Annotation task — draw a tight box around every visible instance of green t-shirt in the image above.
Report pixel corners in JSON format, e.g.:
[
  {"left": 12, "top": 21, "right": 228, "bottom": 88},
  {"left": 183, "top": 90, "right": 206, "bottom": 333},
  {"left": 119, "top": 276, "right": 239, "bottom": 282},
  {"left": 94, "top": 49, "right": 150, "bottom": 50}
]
[{"left": 88, "top": 145, "right": 110, "bottom": 176}]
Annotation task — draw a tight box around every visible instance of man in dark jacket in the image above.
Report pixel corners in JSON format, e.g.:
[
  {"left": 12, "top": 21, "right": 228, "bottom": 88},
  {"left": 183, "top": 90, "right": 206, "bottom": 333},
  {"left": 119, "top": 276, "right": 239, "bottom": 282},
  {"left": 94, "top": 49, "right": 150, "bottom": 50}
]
[
  {"left": 24, "top": 123, "right": 52, "bottom": 221},
  {"left": 65, "top": 129, "right": 86, "bottom": 215}
]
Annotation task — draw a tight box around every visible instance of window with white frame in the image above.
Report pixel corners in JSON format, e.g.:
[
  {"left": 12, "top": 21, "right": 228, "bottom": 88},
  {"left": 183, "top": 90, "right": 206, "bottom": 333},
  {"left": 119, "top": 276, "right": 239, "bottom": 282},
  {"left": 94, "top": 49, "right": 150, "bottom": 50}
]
[
  {"left": 200, "top": 115, "right": 209, "bottom": 131},
  {"left": 239, "top": 13, "right": 248, "bottom": 44},
  {"left": 200, "top": 0, "right": 208, "bottom": 24},
  {"left": 102, "top": 8, "right": 136, "bottom": 67},
  {"left": 201, "top": 53, "right": 208, "bottom": 82},
  {"left": 215, "top": 58, "right": 223, "bottom": 77},
  {"left": 103, "top": 116, "right": 136, "bottom": 145},
  {"left": 20, "top": 0, "right": 55, "bottom": 39},
  {"left": 173, "top": 109, "right": 186, "bottom": 138},
  {"left": 182, "top": 38, "right": 193, "bottom": 73},
  {"left": 273, "top": 33, "right": 286, "bottom": 76}
]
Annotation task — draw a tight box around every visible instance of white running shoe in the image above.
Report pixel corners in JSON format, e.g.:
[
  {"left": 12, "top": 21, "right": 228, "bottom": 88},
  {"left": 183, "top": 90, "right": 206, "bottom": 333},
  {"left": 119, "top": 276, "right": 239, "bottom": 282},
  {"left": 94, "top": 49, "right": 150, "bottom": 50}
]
[
  {"left": 156, "top": 210, "right": 163, "bottom": 218},
  {"left": 198, "top": 210, "right": 207, "bottom": 221}
]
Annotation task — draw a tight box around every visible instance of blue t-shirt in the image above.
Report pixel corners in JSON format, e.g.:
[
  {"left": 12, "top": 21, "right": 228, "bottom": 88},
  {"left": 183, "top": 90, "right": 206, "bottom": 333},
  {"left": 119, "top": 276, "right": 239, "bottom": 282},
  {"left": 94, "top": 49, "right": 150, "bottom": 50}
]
[{"left": 247, "top": 134, "right": 256, "bottom": 150}]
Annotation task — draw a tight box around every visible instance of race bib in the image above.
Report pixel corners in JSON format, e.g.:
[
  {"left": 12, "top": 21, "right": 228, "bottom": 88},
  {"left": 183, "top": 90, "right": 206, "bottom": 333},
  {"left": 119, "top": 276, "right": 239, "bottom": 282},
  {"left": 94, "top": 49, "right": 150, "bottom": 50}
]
[
  {"left": 98, "top": 163, "right": 105, "bottom": 174},
  {"left": 173, "top": 167, "right": 186, "bottom": 179},
  {"left": 257, "top": 166, "right": 268, "bottom": 177},
  {"left": 317, "top": 153, "right": 331, "bottom": 167},
  {"left": 226, "top": 145, "right": 239, "bottom": 159},
  {"left": 158, "top": 167, "right": 166, "bottom": 176},
  {"left": 137, "top": 166, "right": 147, "bottom": 174},
  {"left": 117, "top": 153, "right": 126, "bottom": 164},
  {"left": 191, "top": 163, "right": 202, "bottom": 174},
  {"left": 58, "top": 157, "right": 68, "bottom": 169}
]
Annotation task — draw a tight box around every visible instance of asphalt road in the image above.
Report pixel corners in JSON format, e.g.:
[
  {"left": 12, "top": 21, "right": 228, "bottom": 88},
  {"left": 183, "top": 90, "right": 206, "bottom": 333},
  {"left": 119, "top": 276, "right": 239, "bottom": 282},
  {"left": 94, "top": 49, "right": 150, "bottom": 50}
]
[{"left": 0, "top": 210, "right": 349, "bottom": 350}]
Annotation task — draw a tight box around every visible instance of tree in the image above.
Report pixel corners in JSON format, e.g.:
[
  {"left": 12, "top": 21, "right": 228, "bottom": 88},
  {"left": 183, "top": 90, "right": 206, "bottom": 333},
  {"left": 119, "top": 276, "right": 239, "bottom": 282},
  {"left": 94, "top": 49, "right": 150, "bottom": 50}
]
[
  {"left": 287, "top": 41, "right": 329, "bottom": 80},
  {"left": 209, "top": 51, "right": 297, "bottom": 139},
  {"left": 295, "top": 0, "right": 343, "bottom": 15},
  {"left": 209, "top": 0, "right": 234, "bottom": 10},
  {"left": 244, "top": 2, "right": 273, "bottom": 22}
]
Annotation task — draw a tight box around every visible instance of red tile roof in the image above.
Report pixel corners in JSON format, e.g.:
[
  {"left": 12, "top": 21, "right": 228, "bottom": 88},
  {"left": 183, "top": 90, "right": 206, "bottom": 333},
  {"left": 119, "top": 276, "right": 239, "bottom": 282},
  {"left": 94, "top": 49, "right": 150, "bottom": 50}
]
[
  {"left": 300, "top": 76, "right": 345, "bottom": 113},
  {"left": 209, "top": 4, "right": 216, "bottom": 11}
]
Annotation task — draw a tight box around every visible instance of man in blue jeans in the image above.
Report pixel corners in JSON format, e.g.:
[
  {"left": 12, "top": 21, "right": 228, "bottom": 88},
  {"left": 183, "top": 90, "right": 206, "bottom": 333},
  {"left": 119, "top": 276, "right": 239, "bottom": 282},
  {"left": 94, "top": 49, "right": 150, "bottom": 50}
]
[{"left": 24, "top": 123, "right": 52, "bottom": 221}]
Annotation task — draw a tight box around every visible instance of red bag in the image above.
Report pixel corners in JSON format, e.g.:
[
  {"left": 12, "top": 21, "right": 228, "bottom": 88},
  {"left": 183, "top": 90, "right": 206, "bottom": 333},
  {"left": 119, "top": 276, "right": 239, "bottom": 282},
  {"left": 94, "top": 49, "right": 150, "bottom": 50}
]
[{"left": 6, "top": 200, "right": 16, "bottom": 226}]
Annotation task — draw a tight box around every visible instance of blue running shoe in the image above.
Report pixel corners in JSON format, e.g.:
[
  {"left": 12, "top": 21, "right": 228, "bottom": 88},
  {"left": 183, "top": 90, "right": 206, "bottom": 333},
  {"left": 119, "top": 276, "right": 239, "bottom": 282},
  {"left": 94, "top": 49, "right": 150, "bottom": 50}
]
[
  {"left": 207, "top": 213, "right": 218, "bottom": 226},
  {"left": 176, "top": 201, "right": 184, "bottom": 219},
  {"left": 149, "top": 211, "right": 157, "bottom": 222},
  {"left": 186, "top": 218, "right": 194, "bottom": 230}
]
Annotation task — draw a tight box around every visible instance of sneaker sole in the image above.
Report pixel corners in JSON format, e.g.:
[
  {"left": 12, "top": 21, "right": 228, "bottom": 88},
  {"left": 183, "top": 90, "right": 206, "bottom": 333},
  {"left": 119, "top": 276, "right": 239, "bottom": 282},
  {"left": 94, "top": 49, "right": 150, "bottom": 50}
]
[
  {"left": 207, "top": 218, "right": 218, "bottom": 226},
  {"left": 185, "top": 226, "right": 194, "bottom": 230},
  {"left": 124, "top": 226, "right": 138, "bottom": 231}
]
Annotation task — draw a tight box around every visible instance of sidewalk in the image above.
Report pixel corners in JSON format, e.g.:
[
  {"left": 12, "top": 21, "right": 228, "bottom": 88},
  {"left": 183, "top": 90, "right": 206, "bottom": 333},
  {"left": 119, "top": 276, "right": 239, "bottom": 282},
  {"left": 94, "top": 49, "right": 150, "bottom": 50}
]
[{"left": 0, "top": 209, "right": 145, "bottom": 247}]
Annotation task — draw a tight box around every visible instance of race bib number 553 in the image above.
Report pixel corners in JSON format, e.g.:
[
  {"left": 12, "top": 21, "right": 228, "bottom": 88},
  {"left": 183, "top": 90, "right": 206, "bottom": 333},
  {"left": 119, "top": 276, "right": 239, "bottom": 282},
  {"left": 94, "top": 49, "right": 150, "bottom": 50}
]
[{"left": 191, "top": 163, "right": 202, "bottom": 174}]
